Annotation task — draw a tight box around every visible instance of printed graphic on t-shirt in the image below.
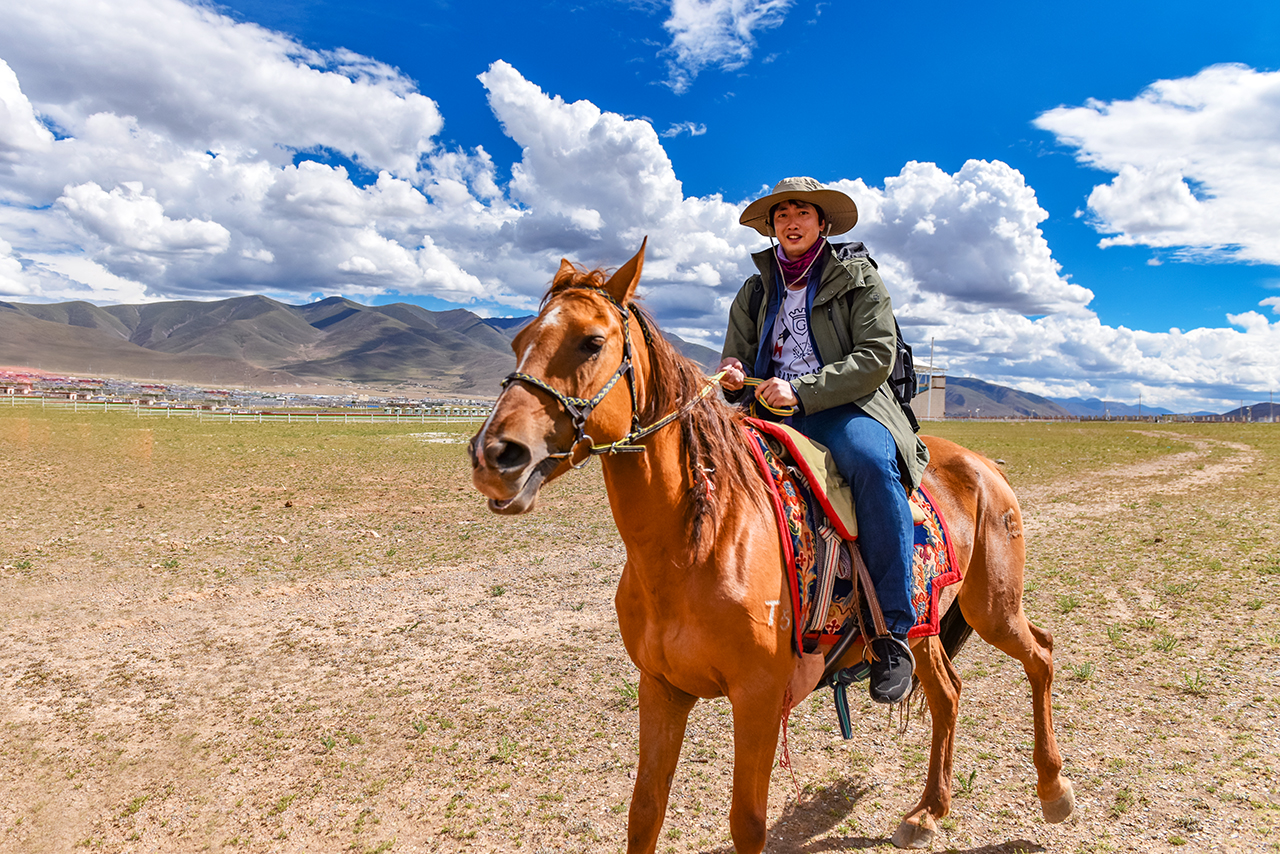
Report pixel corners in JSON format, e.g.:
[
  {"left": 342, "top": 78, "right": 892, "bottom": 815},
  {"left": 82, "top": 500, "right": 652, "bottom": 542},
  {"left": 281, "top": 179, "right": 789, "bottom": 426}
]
[{"left": 771, "top": 290, "right": 821, "bottom": 381}]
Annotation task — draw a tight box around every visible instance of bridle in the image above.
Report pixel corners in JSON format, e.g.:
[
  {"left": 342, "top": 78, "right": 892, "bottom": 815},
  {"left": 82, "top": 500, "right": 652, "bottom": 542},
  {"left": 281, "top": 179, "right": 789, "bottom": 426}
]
[{"left": 500, "top": 286, "right": 722, "bottom": 469}]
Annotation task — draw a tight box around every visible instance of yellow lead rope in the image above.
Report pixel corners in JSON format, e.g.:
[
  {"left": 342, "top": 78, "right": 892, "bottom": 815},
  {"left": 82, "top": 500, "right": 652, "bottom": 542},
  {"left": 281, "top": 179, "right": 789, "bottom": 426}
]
[{"left": 740, "top": 376, "right": 799, "bottom": 417}]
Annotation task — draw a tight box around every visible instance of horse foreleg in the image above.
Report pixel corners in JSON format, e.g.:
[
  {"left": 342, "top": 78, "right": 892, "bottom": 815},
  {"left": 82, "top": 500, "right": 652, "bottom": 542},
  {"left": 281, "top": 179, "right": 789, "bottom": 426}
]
[
  {"left": 892, "top": 636, "right": 961, "bottom": 849},
  {"left": 627, "top": 672, "right": 697, "bottom": 854},
  {"left": 726, "top": 685, "right": 785, "bottom": 854}
]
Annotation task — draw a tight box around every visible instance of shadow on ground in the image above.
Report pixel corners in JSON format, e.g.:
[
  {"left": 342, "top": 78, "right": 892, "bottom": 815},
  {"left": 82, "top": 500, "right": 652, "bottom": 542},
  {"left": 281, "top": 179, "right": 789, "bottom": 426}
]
[{"left": 704, "top": 778, "right": 1045, "bottom": 854}]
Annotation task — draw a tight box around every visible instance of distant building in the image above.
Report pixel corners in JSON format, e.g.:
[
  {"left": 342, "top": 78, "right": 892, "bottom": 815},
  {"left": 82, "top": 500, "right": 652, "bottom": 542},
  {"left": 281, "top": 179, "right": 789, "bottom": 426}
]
[{"left": 911, "top": 372, "right": 946, "bottom": 421}]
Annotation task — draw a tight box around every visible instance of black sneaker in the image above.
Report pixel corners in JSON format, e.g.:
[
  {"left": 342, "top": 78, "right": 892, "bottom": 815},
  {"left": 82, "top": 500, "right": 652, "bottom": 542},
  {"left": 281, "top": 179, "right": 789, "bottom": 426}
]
[{"left": 868, "top": 635, "right": 915, "bottom": 705}]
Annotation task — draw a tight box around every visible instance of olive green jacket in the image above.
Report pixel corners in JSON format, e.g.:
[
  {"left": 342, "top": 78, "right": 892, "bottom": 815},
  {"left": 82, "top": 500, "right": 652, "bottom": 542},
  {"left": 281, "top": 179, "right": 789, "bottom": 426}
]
[{"left": 722, "top": 243, "right": 929, "bottom": 489}]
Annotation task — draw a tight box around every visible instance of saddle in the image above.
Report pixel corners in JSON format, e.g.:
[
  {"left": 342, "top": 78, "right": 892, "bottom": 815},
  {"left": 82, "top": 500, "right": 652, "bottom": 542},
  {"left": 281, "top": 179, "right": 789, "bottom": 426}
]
[{"left": 741, "top": 418, "right": 961, "bottom": 729}]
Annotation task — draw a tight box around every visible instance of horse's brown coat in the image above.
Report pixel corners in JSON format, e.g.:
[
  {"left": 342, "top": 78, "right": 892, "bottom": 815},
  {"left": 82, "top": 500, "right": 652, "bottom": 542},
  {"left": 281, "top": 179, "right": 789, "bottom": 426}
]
[{"left": 470, "top": 243, "right": 1074, "bottom": 852}]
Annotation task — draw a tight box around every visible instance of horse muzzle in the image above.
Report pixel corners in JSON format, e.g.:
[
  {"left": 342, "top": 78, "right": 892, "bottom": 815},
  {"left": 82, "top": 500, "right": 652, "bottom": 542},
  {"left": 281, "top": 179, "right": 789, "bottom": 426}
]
[{"left": 470, "top": 432, "right": 562, "bottom": 515}]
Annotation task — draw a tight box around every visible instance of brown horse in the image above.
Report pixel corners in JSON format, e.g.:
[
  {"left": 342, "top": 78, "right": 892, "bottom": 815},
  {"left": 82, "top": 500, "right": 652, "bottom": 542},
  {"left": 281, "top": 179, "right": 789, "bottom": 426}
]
[{"left": 469, "top": 242, "right": 1075, "bottom": 852}]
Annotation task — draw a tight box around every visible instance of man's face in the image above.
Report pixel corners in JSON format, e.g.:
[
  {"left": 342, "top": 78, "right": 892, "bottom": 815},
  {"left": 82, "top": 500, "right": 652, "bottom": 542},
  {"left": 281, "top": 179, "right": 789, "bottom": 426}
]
[{"left": 771, "top": 201, "right": 824, "bottom": 262}]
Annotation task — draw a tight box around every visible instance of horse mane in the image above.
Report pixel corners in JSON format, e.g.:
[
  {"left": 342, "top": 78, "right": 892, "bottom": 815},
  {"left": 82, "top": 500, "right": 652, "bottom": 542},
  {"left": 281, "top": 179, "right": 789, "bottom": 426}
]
[{"left": 549, "top": 263, "right": 764, "bottom": 553}]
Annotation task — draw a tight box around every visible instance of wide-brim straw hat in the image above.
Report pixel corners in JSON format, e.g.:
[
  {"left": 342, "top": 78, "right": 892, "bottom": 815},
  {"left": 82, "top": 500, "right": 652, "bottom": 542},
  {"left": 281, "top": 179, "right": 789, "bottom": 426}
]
[{"left": 739, "top": 176, "right": 858, "bottom": 237}]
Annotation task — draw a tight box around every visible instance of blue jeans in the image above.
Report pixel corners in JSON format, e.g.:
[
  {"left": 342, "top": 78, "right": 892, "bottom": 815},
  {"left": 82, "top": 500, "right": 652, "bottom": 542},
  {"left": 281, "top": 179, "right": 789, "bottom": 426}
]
[{"left": 791, "top": 404, "right": 917, "bottom": 636}]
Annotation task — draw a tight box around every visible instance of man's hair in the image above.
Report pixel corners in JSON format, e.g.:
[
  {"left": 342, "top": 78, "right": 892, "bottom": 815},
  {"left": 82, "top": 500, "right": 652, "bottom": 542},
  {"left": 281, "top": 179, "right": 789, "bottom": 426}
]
[{"left": 768, "top": 200, "right": 826, "bottom": 230}]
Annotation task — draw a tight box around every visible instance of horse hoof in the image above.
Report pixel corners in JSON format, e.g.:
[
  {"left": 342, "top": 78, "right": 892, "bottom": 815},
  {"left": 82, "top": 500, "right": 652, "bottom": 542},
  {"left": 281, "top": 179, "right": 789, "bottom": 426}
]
[
  {"left": 1041, "top": 778, "right": 1076, "bottom": 824},
  {"left": 891, "top": 818, "right": 936, "bottom": 849}
]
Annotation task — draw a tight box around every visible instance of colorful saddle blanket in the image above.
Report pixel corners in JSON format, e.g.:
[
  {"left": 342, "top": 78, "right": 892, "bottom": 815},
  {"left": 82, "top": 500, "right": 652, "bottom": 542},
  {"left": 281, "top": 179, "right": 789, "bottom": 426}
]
[{"left": 741, "top": 419, "right": 961, "bottom": 654}]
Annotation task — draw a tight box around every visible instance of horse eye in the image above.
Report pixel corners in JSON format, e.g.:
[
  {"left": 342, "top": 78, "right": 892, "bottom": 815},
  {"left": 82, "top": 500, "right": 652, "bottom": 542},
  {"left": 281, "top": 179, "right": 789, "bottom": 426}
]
[{"left": 581, "top": 335, "right": 606, "bottom": 358}]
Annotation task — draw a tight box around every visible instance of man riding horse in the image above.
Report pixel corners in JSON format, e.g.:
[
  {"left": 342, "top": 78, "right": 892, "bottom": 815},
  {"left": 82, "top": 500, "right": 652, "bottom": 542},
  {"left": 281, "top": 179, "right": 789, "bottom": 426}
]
[{"left": 718, "top": 176, "right": 929, "bottom": 705}]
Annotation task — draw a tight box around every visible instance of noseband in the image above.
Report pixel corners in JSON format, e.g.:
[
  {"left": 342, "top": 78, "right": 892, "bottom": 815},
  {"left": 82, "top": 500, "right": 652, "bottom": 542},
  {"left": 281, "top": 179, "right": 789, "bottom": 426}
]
[{"left": 500, "top": 287, "right": 650, "bottom": 468}]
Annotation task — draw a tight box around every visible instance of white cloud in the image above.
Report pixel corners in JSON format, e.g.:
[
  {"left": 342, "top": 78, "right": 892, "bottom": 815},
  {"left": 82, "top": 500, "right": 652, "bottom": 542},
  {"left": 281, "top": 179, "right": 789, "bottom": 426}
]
[
  {"left": 834, "top": 160, "right": 1094, "bottom": 318},
  {"left": 1036, "top": 64, "right": 1280, "bottom": 264},
  {"left": 1, "top": 0, "right": 440, "bottom": 177},
  {"left": 0, "top": 60, "right": 53, "bottom": 166},
  {"left": 661, "top": 121, "right": 708, "bottom": 138},
  {"left": 0, "top": 238, "right": 33, "bottom": 294},
  {"left": 661, "top": 0, "right": 794, "bottom": 93},
  {"left": 58, "top": 182, "right": 231, "bottom": 254}
]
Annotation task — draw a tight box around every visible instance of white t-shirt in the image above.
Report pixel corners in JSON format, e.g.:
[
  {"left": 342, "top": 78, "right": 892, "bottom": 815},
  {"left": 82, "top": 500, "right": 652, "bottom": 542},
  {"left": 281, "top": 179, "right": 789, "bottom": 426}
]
[{"left": 769, "top": 285, "right": 821, "bottom": 381}]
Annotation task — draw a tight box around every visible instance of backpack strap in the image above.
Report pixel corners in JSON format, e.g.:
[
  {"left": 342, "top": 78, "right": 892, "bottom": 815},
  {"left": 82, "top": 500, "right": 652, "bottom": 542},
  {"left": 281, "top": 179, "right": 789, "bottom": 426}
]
[{"left": 747, "top": 275, "right": 765, "bottom": 323}]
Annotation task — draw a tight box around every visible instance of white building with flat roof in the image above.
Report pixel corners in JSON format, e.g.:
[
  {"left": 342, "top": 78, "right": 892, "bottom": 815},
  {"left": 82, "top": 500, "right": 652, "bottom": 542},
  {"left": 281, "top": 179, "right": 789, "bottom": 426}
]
[{"left": 911, "top": 372, "right": 946, "bottom": 421}]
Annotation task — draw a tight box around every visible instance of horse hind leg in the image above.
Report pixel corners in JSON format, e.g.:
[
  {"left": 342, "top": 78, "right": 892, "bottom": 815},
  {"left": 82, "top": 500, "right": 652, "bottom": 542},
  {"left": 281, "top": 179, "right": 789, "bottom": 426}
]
[
  {"left": 891, "top": 635, "right": 961, "bottom": 849},
  {"left": 960, "top": 560, "right": 1076, "bottom": 823}
]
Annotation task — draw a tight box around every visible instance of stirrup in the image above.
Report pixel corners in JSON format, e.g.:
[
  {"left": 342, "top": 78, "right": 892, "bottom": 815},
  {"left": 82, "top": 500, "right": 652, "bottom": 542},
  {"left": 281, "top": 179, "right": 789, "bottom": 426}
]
[{"left": 829, "top": 661, "right": 871, "bottom": 739}]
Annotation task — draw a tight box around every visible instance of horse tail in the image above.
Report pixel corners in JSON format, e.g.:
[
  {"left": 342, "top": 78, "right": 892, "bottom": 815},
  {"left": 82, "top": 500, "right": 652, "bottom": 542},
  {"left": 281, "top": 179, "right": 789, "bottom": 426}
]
[
  {"left": 907, "top": 601, "right": 974, "bottom": 705},
  {"left": 937, "top": 598, "right": 975, "bottom": 661}
]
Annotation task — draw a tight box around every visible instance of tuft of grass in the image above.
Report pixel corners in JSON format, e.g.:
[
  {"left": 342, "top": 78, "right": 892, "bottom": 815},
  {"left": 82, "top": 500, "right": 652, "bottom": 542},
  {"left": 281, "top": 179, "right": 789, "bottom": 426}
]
[
  {"left": 1067, "top": 662, "right": 1096, "bottom": 682},
  {"left": 1110, "top": 787, "right": 1135, "bottom": 818},
  {"left": 614, "top": 679, "right": 639, "bottom": 709},
  {"left": 1182, "top": 671, "right": 1208, "bottom": 696},
  {"left": 1057, "top": 594, "right": 1081, "bottom": 615},
  {"left": 120, "top": 794, "right": 148, "bottom": 817},
  {"left": 1153, "top": 633, "right": 1179, "bottom": 652},
  {"left": 489, "top": 736, "right": 517, "bottom": 764},
  {"left": 267, "top": 793, "right": 297, "bottom": 816}
]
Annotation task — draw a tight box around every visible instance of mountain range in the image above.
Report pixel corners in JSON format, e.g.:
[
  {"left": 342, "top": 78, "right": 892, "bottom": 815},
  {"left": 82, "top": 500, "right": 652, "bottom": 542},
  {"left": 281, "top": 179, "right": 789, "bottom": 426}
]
[
  {"left": 942, "top": 377, "right": 1179, "bottom": 419},
  {"left": 0, "top": 295, "right": 719, "bottom": 396},
  {"left": 0, "top": 295, "right": 1261, "bottom": 416}
]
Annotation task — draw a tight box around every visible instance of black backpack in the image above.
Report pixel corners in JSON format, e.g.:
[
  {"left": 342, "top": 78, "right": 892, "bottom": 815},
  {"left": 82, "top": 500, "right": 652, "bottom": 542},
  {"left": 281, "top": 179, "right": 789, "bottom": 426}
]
[{"left": 747, "top": 241, "right": 920, "bottom": 432}]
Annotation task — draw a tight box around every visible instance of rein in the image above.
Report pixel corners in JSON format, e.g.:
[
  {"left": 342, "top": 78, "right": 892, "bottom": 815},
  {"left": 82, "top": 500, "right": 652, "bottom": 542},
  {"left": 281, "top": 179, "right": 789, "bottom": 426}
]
[{"left": 501, "top": 286, "right": 722, "bottom": 468}]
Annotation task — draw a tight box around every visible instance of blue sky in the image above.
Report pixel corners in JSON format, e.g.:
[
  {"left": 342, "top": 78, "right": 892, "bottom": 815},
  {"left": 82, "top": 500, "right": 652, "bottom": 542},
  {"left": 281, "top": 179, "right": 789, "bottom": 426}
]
[{"left": 1, "top": 0, "right": 1278, "bottom": 410}]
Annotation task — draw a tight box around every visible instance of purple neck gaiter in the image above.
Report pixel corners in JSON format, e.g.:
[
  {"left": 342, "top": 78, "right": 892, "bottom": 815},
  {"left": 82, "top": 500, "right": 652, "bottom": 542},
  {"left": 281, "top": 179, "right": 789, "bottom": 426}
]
[{"left": 776, "top": 237, "right": 826, "bottom": 288}]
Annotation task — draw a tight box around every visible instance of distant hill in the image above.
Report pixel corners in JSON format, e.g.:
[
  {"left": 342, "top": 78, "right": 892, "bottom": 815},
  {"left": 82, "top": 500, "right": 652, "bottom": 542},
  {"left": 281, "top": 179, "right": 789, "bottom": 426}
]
[
  {"left": 945, "top": 377, "right": 1074, "bottom": 419},
  {"left": 0, "top": 296, "right": 717, "bottom": 396},
  {"left": 1222, "top": 402, "right": 1279, "bottom": 422},
  {"left": 1049, "top": 396, "right": 1173, "bottom": 417},
  {"left": 0, "top": 296, "right": 529, "bottom": 395}
]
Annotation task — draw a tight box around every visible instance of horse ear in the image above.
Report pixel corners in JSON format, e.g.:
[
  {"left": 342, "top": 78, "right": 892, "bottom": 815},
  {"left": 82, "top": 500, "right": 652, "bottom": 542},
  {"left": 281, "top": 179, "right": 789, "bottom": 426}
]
[
  {"left": 552, "top": 258, "right": 577, "bottom": 289},
  {"left": 605, "top": 238, "right": 646, "bottom": 303}
]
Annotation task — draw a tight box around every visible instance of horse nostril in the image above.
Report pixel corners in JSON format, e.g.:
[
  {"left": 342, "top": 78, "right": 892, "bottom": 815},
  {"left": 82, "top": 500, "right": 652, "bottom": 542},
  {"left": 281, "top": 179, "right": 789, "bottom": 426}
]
[{"left": 491, "top": 439, "right": 531, "bottom": 472}]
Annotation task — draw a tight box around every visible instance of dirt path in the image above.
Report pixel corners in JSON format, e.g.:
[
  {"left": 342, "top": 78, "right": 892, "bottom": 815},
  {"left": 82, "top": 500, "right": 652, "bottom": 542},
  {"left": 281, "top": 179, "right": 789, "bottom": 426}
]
[
  {"left": 1017, "top": 430, "right": 1259, "bottom": 527},
  {"left": 1, "top": 420, "right": 1277, "bottom": 853}
]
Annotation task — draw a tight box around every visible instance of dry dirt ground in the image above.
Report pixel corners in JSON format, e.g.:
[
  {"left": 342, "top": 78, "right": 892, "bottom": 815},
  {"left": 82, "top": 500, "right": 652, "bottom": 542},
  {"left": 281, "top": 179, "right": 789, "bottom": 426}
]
[{"left": 0, "top": 410, "right": 1277, "bottom": 853}]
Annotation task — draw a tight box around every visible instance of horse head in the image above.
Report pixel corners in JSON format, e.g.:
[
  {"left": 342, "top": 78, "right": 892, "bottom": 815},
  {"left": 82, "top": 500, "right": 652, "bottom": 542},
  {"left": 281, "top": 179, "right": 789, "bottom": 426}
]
[{"left": 469, "top": 240, "right": 648, "bottom": 515}]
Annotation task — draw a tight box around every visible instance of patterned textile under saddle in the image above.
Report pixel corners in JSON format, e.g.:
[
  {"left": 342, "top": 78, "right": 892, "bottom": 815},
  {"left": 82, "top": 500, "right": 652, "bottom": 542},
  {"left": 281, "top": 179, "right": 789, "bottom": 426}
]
[{"left": 741, "top": 418, "right": 961, "bottom": 654}]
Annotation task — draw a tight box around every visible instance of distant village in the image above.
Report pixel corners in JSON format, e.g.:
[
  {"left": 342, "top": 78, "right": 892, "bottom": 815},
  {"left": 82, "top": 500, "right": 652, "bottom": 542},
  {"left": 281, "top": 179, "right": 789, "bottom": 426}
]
[{"left": 0, "top": 369, "right": 491, "bottom": 419}]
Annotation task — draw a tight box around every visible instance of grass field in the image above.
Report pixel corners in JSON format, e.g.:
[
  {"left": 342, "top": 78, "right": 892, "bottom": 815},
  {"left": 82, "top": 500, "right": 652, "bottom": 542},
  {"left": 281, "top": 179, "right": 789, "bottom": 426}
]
[{"left": 1, "top": 408, "right": 1277, "bottom": 853}]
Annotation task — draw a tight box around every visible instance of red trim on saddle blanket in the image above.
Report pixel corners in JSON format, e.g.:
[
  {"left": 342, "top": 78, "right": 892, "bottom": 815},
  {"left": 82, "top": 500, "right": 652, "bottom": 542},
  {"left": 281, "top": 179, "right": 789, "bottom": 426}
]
[
  {"left": 744, "top": 418, "right": 856, "bottom": 540},
  {"left": 907, "top": 484, "right": 962, "bottom": 639},
  {"left": 740, "top": 423, "right": 805, "bottom": 654}
]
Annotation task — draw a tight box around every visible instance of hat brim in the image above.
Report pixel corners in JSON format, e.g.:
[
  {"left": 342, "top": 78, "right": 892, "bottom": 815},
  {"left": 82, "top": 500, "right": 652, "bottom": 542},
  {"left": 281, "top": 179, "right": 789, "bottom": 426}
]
[{"left": 739, "top": 187, "right": 858, "bottom": 237}]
